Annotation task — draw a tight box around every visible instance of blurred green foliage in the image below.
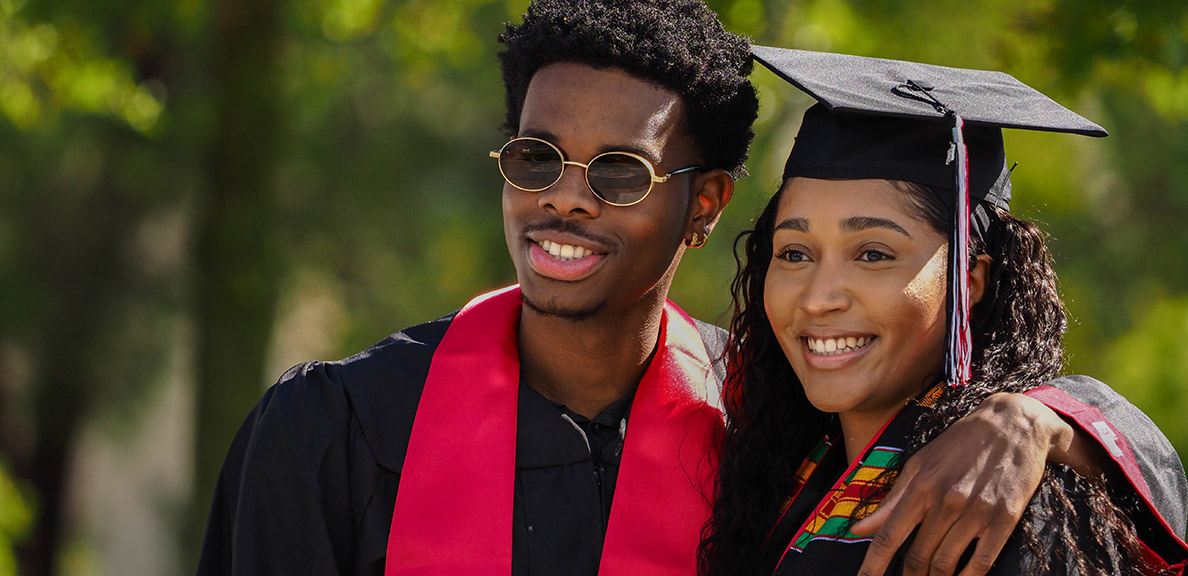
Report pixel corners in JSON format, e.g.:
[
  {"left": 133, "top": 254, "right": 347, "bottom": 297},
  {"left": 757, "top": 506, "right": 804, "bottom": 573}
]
[
  {"left": 0, "top": 0, "right": 1185, "bottom": 573},
  {"left": 0, "top": 0, "right": 164, "bottom": 132},
  {"left": 0, "top": 458, "right": 33, "bottom": 576}
]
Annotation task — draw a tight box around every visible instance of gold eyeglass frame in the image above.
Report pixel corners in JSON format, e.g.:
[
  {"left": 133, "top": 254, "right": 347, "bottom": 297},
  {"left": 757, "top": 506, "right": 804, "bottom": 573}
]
[{"left": 489, "top": 137, "right": 700, "bottom": 207}]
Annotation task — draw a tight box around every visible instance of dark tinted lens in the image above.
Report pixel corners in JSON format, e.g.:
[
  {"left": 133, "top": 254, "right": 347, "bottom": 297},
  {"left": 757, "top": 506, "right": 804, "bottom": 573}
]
[
  {"left": 587, "top": 153, "right": 653, "bottom": 205},
  {"left": 499, "top": 139, "right": 563, "bottom": 191}
]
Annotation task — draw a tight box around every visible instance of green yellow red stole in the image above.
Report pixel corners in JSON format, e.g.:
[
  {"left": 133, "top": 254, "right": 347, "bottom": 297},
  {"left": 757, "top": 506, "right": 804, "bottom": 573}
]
[
  {"left": 385, "top": 286, "right": 724, "bottom": 576},
  {"left": 771, "top": 385, "right": 944, "bottom": 574}
]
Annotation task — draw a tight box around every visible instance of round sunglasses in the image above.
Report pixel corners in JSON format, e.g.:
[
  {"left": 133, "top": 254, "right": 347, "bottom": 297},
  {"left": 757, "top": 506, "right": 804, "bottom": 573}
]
[{"left": 489, "top": 137, "right": 700, "bottom": 207}]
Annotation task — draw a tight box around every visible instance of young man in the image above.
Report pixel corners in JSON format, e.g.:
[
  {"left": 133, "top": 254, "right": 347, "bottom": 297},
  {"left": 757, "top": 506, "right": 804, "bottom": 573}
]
[{"left": 197, "top": 2, "right": 1186, "bottom": 575}]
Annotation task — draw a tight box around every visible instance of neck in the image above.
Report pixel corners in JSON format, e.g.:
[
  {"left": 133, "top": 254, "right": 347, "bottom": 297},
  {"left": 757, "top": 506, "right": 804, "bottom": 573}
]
[
  {"left": 517, "top": 295, "right": 667, "bottom": 420},
  {"left": 837, "top": 406, "right": 902, "bottom": 465}
]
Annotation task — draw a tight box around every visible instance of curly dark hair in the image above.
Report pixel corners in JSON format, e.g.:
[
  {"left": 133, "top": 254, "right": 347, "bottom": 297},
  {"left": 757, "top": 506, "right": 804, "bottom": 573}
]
[
  {"left": 699, "top": 180, "right": 1152, "bottom": 576},
  {"left": 497, "top": 0, "right": 758, "bottom": 178}
]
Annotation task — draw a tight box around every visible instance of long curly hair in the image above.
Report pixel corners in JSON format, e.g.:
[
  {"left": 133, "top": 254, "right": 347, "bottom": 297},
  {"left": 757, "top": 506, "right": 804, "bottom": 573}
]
[
  {"left": 698, "top": 180, "right": 1150, "bottom": 576},
  {"left": 497, "top": 0, "right": 758, "bottom": 178}
]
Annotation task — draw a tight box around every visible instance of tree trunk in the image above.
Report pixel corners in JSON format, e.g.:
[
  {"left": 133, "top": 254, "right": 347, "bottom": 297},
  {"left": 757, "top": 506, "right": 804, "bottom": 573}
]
[
  {"left": 14, "top": 149, "right": 134, "bottom": 576},
  {"left": 188, "top": 0, "right": 284, "bottom": 567}
]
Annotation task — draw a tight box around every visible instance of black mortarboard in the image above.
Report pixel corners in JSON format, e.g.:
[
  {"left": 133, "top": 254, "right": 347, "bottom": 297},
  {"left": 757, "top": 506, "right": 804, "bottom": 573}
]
[{"left": 751, "top": 45, "right": 1107, "bottom": 386}]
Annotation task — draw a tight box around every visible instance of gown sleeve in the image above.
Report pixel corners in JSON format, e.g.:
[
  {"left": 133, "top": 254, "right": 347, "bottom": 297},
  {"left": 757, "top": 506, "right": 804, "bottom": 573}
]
[
  {"left": 1026, "top": 375, "right": 1187, "bottom": 536},
  {"left": 195, "top": 361, "right": 384, "bottom": 576},
  {"left": 1026, "top": 375, "right": 1188, "bottom": 572}
]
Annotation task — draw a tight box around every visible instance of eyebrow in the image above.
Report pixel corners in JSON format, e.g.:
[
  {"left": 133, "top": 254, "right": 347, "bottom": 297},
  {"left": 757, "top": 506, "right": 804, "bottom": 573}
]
[
  {"left": 518, "top": 129, "right": 559, "bottom": 144},
  {"left": 774, "top": 217, "right": 809, "bottom": 233},
  {"left": 773, "top": 216, "right": 913, "bottom": 238},
  {"left": 842, "top": 216, "right": 912, "bottom": 238},
  {"left": 517, "top": 130, "right": 660, "bottom": 165},
  {"left": 602, "top": 143, "right": 660, "bottom": 164}
]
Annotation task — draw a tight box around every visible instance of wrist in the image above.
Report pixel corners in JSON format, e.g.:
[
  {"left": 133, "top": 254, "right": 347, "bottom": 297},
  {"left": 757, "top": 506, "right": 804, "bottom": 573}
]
[
  {"left": 985, "top": 392, "right": 1073, "bottom": 464},
  {"left": 1043, "top": 410, "right": 1076, "bottom": 466}
]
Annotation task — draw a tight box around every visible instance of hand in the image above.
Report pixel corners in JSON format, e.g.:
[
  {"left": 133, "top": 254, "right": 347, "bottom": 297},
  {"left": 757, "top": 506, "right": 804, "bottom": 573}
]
[{"left": 850, "top": 392, "right": 1073, "bottom": 576}]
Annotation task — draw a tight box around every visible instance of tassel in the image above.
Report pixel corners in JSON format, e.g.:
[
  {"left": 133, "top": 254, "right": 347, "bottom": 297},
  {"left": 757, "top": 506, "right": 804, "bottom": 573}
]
[
  {"left": 890, "top": 82, "right": 972, "bottom": 387},
  {"left": 947, "top": 114, "right": 973, "bottom": 387}
]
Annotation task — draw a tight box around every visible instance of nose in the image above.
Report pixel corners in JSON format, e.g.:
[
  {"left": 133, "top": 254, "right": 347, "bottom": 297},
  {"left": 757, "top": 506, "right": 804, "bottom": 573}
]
[
  {"left": 537, "top": 160, "right": 602, "bottom": 217},
  {"left": 797, "top": 263, "right": 851, "bottom": 316}
]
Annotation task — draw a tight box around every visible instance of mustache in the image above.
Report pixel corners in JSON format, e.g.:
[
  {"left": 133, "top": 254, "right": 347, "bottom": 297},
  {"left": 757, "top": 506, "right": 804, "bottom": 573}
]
[{"left": 522, "top": 218, "right": 617, "bottom": 248}]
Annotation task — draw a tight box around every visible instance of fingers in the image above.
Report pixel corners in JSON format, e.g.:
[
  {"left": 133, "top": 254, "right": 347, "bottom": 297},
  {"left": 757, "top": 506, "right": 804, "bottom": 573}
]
[
  {"left": 953, "top": 514, "right": 1017, "bottom": 576},
  {"left": 856, "top": 510, "right": 921, "bottom": 576},
  {"left": 856, "top": 487, "right": 928, "bottom": 576},
  {"left": 858, "top": 460, "right": 977, "bottom": 576},
  {"left": 850, "top": 500, "right": 889, "bottom": 536},
  {"left": 896, "top": 483, "right": 980, "bottom": 576},
  {"left": 850, "top": 482, "right": 899, "bottom": 535},
  {"left": 868, "top": 486, "right": 1020, "bottom": 576},
  {"left": 875, "top": 493, "right": 983, "bottom": 576},
  {"left": 852, "top": 459, "right": 916, "bottom": 535},
  {"left": 899, "top": 507, "right": 954, "bottom": 576},
  {"left": 918, "top": 515, "right": 982, "bottom": 576},
  {"left": 854, "top": 397, "right": 1046, "bottom": 576}
]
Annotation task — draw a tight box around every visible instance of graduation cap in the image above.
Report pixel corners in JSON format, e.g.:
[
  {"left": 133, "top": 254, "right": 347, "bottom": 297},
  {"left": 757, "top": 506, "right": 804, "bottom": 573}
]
[{"left": 751, "top": 45, "right": 1107, "bottom": 387}]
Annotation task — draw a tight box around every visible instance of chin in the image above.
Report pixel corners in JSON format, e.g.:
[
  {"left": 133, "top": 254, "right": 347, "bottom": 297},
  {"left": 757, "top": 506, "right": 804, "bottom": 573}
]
[
  {"left": 800, "top": 388, "right": 851, "bottom": 414},
  {"left": 801, "top": 377, "right": 871, "bottom": 413},
  {"left": 521, "top": 292, "right": 606, "bottom": 322}
]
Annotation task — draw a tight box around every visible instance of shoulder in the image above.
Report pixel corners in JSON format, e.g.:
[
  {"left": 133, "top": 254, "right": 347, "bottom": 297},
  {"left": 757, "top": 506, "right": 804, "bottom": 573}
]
[
  {"left": 235, "top": 313, "right": 457, "bottom": 471},
  {"left": 270, "top": 313, "right": 454, "bottom": 415},
  {"left": 200, "top": 358, "right": 373, "bottom": 573},
  {"left": 691, "top": 317, "right": 728, "bottom": 354},
  {"left": 1032, "top": 374, "right": 1188, "bottom": 538},
  {"left": 325, "top": 312, "right": 455, "bottom": 407},
  {"left": 198, "top": 314, "right": 458, "bottom": 574},
  {"left": 1040, "top": 374, "right": 1148, "bottom": 413},
  {"left": 332, "top": 312, "right": 456, "bottom": 384},
  {"left": 691, "top": 317, "right": 728, "bottom": 408},
  {"left": 322, "top": 312, "right": 457, "bottom": 470}
]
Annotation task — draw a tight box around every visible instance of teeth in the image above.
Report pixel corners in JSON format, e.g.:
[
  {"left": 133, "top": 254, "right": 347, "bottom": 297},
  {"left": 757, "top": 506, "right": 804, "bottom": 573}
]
[
  {"left": 539, "top": 240, "right": 594, "bottom": 262},
  {"left": 806, "top": 336, "right": 870, "bottom": 356}
]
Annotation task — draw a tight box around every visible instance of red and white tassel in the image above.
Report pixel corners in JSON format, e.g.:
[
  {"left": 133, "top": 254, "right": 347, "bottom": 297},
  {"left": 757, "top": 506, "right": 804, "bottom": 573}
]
[{"left": 947, "top": 114, "right": 973, "bottom": 387}]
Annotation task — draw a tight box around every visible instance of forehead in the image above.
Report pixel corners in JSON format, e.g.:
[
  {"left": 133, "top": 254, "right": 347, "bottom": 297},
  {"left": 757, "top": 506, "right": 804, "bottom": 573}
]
[
  {"left": 778, "top": 178, "right": 921, "bottom": 225},
  {"left": 518, "top": 62, "right": 690, "bottom": 161}
]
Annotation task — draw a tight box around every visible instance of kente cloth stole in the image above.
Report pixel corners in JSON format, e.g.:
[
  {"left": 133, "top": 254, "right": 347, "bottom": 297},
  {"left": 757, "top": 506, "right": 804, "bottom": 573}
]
[
  {"left": 385, "top": 286, "right": 724, "bottom": 576},
  {"left": 771, "top": 386, "right": 941, "bottom": 573}
]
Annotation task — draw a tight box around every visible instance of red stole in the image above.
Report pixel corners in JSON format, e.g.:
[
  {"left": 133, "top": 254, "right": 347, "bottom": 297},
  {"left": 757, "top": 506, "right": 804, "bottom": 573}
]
[{"left": 385, "top": 286, "right": 723, "bottom": 576}]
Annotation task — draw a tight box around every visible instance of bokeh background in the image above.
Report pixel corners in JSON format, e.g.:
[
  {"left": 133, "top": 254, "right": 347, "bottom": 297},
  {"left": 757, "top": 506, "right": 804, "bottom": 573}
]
[{"left": 1, "top": 0, "right": 1185, "bottom": 574}]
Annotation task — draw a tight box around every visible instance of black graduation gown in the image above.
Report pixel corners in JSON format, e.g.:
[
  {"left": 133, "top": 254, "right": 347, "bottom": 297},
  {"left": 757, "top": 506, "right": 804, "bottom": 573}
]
[
  {"left": 762, "top": 399, "right": 1188, "bottom": 576},
  {"left": 196, "top": 312, "right": 1185, "bottom": 575},
  {"left": 1038, "top": 374, "right": 1188, "bottom": 535},
  {"left": 195, "top": 312, "right": 726, "bottom": 576}
]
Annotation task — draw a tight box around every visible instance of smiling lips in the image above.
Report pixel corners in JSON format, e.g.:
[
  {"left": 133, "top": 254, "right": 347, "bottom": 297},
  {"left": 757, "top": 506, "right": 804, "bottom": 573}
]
[
  {"left": 528, "top": 239, "right": 607, "bottom": 281},
  {"left": 806, "top": 335, "right": 871, "bottom": 356}
]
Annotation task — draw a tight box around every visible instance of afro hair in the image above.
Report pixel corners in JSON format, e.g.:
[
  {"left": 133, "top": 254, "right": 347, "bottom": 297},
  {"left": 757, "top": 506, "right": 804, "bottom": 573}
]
[{"left": 498, "top": 0, "right": 759, "bottom": 178}]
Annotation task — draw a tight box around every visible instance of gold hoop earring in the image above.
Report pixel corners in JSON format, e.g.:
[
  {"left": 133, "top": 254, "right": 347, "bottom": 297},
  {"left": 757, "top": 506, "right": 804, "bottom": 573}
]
[{"left": 687, "top": 231, "right": 708, "bottom": 249}]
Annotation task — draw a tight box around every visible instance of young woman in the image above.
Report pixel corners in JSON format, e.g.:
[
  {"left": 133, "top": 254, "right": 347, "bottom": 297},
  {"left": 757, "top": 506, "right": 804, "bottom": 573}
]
[{"left": 699, "top": 47, "right": 1188, "bottom": 576}]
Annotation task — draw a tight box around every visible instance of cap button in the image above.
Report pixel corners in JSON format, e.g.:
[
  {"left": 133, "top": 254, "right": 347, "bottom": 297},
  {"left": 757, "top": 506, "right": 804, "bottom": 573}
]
[{"left": 908, "top": 79, "right": 934, "bottom": 91}]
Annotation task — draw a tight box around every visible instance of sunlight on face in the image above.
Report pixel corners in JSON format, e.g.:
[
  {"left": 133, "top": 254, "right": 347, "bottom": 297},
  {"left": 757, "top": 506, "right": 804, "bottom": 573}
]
[
  {"left": 763, "top": 177, "right": 950, "bottom": 431},
  {"left": 905, "top": 239, "right": 949, "bottom": 313}
]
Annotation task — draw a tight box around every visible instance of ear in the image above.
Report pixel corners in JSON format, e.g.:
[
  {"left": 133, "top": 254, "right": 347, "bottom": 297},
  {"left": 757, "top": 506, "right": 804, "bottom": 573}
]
[
  {"left": 685, "top": 168, "right": 735, "bottom": 241},
  {"left": 970, "top": 254, "right": 992, "bottom": 305}
]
